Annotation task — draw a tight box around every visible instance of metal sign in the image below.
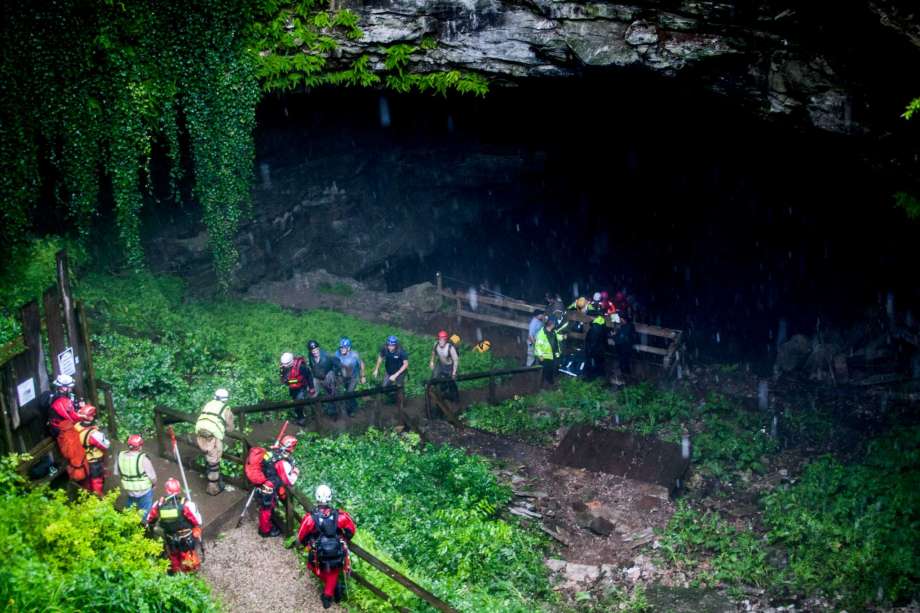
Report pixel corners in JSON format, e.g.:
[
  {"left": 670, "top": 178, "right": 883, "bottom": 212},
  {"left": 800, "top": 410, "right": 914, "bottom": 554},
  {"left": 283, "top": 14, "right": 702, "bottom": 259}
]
[
  {"left": 57, "top": 347, "right": 76, "bottom": 376},
  {"left": 17, "top": 378, "right": 36, "bottom": 407}
]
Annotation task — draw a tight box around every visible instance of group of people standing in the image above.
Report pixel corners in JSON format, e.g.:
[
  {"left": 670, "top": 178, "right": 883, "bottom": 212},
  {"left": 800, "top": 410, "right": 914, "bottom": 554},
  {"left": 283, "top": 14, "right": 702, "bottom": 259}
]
[
  {"left": 279, "top": 335, "right": 410, "bottom": 424},
  {"left": 527, "top": 290, "right": 638, "bottom": 384}
]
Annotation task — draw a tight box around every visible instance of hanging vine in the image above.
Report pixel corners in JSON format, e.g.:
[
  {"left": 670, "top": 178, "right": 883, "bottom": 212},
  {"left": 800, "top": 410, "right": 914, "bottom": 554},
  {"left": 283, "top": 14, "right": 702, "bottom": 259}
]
[{"left": 0, "top": 0, "right": 490, "bottom": 287}]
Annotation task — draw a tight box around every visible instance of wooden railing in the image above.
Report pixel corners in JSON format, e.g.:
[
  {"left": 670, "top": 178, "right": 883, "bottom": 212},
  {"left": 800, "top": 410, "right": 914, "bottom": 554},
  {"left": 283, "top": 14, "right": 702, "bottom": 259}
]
[
  {"left": 151, "top": 403, "right": 458, "bottom": 612},
  {"left": 424, "top": 366, "right": 541, "bottom": 425}
]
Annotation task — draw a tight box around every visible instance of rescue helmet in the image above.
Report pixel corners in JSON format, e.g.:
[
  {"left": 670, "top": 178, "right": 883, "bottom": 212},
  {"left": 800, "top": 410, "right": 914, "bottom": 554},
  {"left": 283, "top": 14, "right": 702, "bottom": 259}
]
[
  {"left": 77, "top": 404, "right": 97, "bottom": 422},
  {"left": 474, "top": 340, "right": 492, "bottom": 352},
  {"left": 339, "top": 337, "right": 352, "bottom": 350},
  {"left": 279, "top": 435, "right": 298, "bottom": 453},
  {"left": 53, "top": 373, "right": 75, "bottom": 389},
  {"left": 127, "top": 434, "right": 144, "bottom": 449},
  {"left": 600, "top": 291, "right": 609, "bottom": 301},
  {"left": 592, "top": 292, "right": 602, "bottom": 302},
  {"left": 576, "top": 297, "right": 587, "bottom": 310},
  {"left": 214, "top": 388, "right": 230, "bottom": 401},
  {"left": 280, "top": 352, "right": 294, "bottom": 367},
  {"left": 307, "top": 340, "right": 320, "bottom": 351},
  {"left": 315, "top": 484, "right": 332, "bottom": 505},
  {"left": 449, "top": 333, "right": 461, "bottom": 346},
  {"left": 386, "top": 335, "right": 398, "bottom": 346},
  {"left": 164, "top": 477, "right": 182, "bottom": 496},
  {"left": 437, "top": 330, "right": 448, "bottom": 340}
]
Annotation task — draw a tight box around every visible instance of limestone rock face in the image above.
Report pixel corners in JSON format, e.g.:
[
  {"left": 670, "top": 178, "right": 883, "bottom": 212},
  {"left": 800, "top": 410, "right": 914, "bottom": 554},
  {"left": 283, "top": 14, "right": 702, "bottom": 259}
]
[{"left": 328, "top": 0, "right": 920, "bottom": 135}]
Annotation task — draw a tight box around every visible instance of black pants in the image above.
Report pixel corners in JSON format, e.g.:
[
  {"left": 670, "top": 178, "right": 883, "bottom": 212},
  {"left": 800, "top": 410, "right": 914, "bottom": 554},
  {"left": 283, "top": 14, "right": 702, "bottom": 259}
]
[
  {"left": 585, "top": 352, "right": 605, "bottom": 380},
  {"left": 541, "top": 358, "right": 557, "bottom": 385},
  {"left": 617, "top": 346, "right": 633, "bottom": 375},
  {"left": 433, "top": 363, "right": 458, "bottom": 401}
]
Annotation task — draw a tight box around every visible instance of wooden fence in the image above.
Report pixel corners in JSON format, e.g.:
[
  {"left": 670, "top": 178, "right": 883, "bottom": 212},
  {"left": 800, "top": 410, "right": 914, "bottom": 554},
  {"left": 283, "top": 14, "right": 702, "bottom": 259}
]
[
  {"left": 3, "top": 251, "right": 105, "bottom": 464},
  {"left": 434, "top": 272, "right": 684, "bottom": 372},
  {"left": 152, "top": 396, "right": 457, "bottom": 613}
]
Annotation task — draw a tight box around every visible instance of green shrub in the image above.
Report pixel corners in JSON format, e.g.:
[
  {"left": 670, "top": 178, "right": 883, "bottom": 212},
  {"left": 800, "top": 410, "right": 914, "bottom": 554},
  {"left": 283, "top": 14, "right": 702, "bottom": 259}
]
[
  {"left": 0, "top": 238, "right": 88, "bottom": 345},
  {"left": 0, "top": 456, "right": 216, "bottom": 612},
  {"left": 657, "top": 501, "right": 778, "bottom": 591},
  {"left": 463, "top": 378, "right": 614, "bottom": 443},
  {"left": 763, "top": 427, "right": 920, "bottom": 607},
  {"left": 78, "top": 271, "right": 504, "bottom": 438},
  {"left": 291, "top": 430, "right": 555, "bottom": 612}
]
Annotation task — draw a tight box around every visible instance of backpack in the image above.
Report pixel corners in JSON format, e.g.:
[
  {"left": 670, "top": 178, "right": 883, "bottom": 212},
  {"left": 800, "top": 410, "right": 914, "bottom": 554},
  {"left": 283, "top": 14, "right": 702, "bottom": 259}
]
[
  {"left": 311, "top": 509, "right": 346, "bottom": 569},
  {"left": 56, "top": 421, "right": 88, "bottom": 481},
  {"left": 244, "top": 447, "right": 269, "bottom": 485}
]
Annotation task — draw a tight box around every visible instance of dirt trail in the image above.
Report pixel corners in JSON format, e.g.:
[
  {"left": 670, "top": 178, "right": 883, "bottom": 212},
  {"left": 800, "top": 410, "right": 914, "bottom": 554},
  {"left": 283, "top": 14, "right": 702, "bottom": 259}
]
[{"left": 201, "top": 525, "right": 342, "bottom": 612}]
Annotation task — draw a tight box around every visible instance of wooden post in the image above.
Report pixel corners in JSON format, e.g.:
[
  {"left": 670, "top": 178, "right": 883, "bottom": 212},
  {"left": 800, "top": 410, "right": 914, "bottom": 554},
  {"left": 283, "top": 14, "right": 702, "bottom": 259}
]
[
  {"left": 436, "top": 271, "right": 442, "bottom": 293},
  {"left": 102, "top": 382, "right": 118, "bottom": 441},
  {"left": 56, "top": 251, "right": 85, "bottom": 398},
  {"left": 488, "top": 352, "right": 496, "bottom": 405},
  {"left": 42, "top": 288, "right": 67, "bottom": 377},
  {"left": 76, "top": 301, "right": 99, "bottom": 405},
  {"left": 154, "top": 407, "right": 168, "bottom": 459},
  {"left": 0, "top": 392, "right": 14, "bottom": 455},
  {"left": 284, "top": 492, "right": 295, "bottom": 536}
]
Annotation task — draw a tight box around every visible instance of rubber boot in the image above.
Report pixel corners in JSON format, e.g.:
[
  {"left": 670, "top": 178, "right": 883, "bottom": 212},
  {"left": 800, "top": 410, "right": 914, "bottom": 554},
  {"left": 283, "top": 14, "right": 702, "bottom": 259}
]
[{"left": 206, "top": 462, "right": 224, "bottom": 496}]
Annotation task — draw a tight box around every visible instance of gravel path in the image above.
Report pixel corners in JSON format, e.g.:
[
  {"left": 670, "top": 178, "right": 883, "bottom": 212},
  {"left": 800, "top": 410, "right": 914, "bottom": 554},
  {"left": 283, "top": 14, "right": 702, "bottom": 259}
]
[{"left": 201, "top": 526, "right": 340, "bottom": 612}]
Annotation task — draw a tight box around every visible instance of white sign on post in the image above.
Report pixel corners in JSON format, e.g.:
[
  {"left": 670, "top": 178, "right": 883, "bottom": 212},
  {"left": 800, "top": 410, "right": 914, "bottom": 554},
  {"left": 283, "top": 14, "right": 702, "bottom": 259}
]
[
  {"left": 58, "top": 347, "right": 76, "bottom": 376},
  {"left": 17, "top": 378, "right": 36, "bottom": 407}
]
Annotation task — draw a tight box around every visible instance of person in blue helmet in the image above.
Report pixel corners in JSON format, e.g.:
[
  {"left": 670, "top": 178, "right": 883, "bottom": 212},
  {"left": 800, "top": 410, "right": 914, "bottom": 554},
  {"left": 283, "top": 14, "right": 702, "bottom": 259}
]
[
  {"left": 336, "top": 337, "right": 366, "bottom": 417},
  {"left": 373, "top": 335, "right": 409, "bottom": 404}
]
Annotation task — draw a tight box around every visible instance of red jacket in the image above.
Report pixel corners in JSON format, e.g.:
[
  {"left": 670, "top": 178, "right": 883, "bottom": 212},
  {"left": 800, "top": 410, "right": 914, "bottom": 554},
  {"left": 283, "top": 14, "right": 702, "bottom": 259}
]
[
  {"left": 297, "top": 506, "right": 356, "bottom": 544},
  {"left": 50, "top": 395, "right": 81, "bottom": 428}
]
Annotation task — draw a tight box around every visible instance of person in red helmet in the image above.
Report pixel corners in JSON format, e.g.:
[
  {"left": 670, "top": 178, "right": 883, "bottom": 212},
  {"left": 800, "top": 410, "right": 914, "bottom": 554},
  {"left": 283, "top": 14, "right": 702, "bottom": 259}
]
[
  {"left": 115, "top": 434, "right": 157, "bottom": 517},
  {"left": 429, "top": 330, "right": 459, "bottom": 401},
  {"left": 258, "top": 434, "right": 300, "bottom": 537},
  {"left": 145, "top": 478, "right": 203, "bottom": 574},
  {"left": 74, "top": 404, "right": 110, "bottom": 496},
  {"left": 297, "top": 484, "right": 357, "bottom": 609}
]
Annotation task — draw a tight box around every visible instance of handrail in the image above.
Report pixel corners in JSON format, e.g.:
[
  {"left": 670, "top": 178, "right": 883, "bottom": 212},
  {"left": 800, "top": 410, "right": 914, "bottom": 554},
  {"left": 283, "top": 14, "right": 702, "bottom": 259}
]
[
  {"left": 231, "top": 385, "right": 391, "bottom": 415},
  {"left": 151, "top": 405, "right": 459, "bottom": 612}
]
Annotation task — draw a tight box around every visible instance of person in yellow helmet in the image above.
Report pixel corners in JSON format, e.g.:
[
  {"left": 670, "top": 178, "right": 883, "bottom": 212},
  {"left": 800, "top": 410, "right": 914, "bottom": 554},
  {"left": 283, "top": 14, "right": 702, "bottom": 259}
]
[{"left": 473, "top": 340, "right": 491, "bottom": 353}]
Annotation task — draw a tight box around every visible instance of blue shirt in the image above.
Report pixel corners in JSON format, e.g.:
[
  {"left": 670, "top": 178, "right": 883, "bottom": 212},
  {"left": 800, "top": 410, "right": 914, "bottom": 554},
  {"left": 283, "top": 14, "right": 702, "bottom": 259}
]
[
  {"left": 338, "top": 350, "right": 362, "bottom": 378},
  {"left": 528, "top": 317, "right": 543, "bottom": 342}
]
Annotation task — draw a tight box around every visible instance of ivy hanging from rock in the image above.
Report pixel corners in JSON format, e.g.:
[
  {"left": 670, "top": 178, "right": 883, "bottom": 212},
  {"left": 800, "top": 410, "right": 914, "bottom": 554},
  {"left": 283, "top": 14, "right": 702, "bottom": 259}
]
[{"left": 0, "top": 0, "right": 489, "bottom": 287}]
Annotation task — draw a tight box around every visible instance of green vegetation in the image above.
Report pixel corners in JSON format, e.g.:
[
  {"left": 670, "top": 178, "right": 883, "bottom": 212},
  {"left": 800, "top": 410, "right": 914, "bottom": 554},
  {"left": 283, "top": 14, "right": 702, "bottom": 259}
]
[
  {"left": 1, "top": 1, "right": 489, "bottom": 285},
  {"left": 659, "top": 426, "right": 920, "bottom": 608},
  {"left": 0, "top": 455, "right": 215, "bottom": 612},
  {"left": 466, "top": 381, "right": 777, "bottom": 477},
  {"left": 77, "top": 271, "right": 500, "bottom": 436},
  {"left": 463, "top": 379, "right": 613, "bottom": 444},
  {"left": 291, "top": 429, "right": 555, "bottom": 612},
  {"left": 316, "top": 280, "right": 355, "bottom": 296}
]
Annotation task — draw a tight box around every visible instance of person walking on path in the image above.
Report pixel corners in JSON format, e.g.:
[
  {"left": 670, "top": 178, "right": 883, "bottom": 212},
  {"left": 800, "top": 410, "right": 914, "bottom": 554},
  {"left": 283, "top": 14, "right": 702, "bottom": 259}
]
[
  {"left": 308, "top": 340, "right": 344, "bottom": 419},
  {"left": 429, "top": 330, "right": 459, "bottom": 401},
  {"left": 74, "top": 404, "right": 109, "bottom": 496},
  {"left": 145, "top": 477, "right": 203, "bottom": 574},
  {"left": 195, "top": 388, "right": 234, "bottom": 495},
  {"left": 373, "top": 335, "right": 409, "bottom": 405},
  {"left": 258, "top": 435, "right": 300, "bottom": 538},
  {"left": 115, "top": 434, "right": 157, "bottom": 517},
  {"left": 280, "top": 352, "right": 316, "bottom": 426},
  {"left": 336, "top": 338, "right": 365, "bottom": 417},
  {"left": 297, "top": 484, "right": 357, "bottom": 609},
  {"left": 526, "top": 310, "right": 546, "bottom": 367}
]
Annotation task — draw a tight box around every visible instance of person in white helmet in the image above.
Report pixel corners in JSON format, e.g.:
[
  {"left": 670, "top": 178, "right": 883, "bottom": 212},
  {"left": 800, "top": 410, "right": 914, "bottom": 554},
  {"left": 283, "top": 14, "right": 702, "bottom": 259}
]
[
  {"left": 195, "top": 388, "right": 234, "bottom": 495},
  {"left": 297, "top": 484, "right": 357, "bottom": 608},
  {"left": 280, "top": 351, "right": 316, "bottom": 426}
]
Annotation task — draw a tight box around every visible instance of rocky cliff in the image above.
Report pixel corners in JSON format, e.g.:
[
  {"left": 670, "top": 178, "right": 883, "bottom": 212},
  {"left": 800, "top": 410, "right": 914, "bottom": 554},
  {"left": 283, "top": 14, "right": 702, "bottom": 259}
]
[{"left": 329, "top": 0, "right": 919, "bottom": 136}]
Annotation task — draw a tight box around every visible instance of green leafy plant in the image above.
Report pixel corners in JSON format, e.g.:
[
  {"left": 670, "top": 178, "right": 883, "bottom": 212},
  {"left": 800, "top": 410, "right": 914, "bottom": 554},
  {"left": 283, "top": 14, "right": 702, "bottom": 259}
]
[
  {"left": 290, "top": 429, "right": 556, "bottom": 611},
  {"left": 0, "top": 460, "right": 215, "bottom": 612}
]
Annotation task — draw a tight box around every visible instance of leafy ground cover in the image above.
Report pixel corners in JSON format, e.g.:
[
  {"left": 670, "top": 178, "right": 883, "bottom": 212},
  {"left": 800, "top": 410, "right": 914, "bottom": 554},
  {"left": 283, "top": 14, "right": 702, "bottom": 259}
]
[
  {"left": 465, "top": 380, "right": 777, "bottom": 477},
  {"left": 658, "top": 426, "right": 920, "bottom": 609},
  {"left": 290, "top": 429, "right": 556, "bottom": 612},
  {"left": 0, "top": 455, "right": 215, "bottom": 612},
  {"left": 75, "top": 271, "right": 500, "bottom": 437}
]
